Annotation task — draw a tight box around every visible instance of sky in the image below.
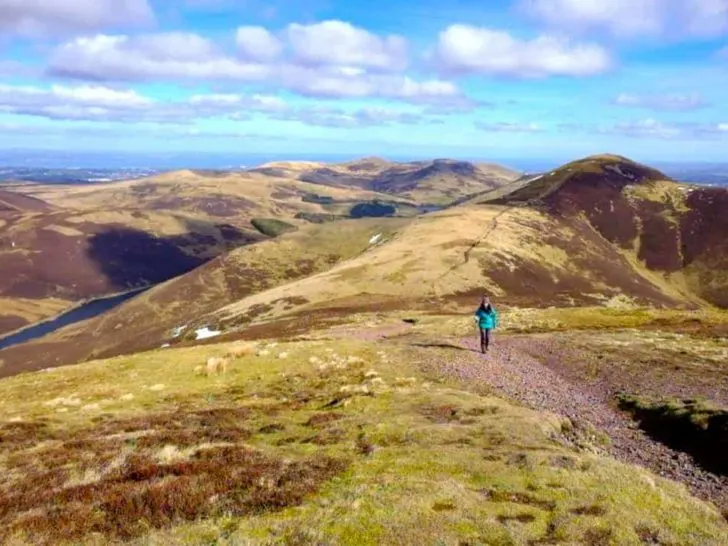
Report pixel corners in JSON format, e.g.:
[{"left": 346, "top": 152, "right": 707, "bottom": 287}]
[{"left": 1, "top": 0, "right": 728, "bottom": 163}]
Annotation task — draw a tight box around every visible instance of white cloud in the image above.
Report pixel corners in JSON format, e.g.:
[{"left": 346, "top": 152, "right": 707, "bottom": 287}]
[
  {"left": 612, "top": 93, "right": 708, "bottom": 111},
  {"left": 0, "top": 83, "right": 441, "bottom": 128},
  {"left": 683, "top": 0, "right": 728, "bottom": 37},
  {"left": 280, "top": 66, "right": 462, "bottom": 103},
  {"left": 578, "top": 119, "right": 728, "bottom": 139},
  {"left": 475, "top": 121, "right": 542, "bottom": 133},
  {"left": 188, "top": 93, "right": 288, "bottom": 113},
  {"left": 521, "top": 0, "right": 728, "bottom": 39},
  {"left": 274, "top": 106, "right": 425, "bottom": 127},
  {"left": 0, "top": 83, "right": 292, "bottom": 123},
  {"left": 48, "top": 34, "right": 270, "bottom": 82},
  {"left": 605, "top": 119, "right": 682, "bottom": 139},
  {"left": 0, "top": 0, "right": 153, "bottom": 36},
  {"left": 236, "top": 26, "right": 283, "bottom": 62},
  {"left": 286, "top": 20, "right": 408, "bottom": 71},
  {"left": 48, "top": 27, "right": 466, "bottom": 105},
  {"left": 432, "top": 25, "right": 612, "bottom": 77}
]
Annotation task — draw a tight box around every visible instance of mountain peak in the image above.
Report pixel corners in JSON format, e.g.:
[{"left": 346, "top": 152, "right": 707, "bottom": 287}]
[{"left": 489, "top": 154, "right": 673, "bottom": 206}]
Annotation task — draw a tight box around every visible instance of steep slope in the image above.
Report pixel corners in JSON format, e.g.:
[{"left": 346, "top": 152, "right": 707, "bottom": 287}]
[
  {"left": 0, "top": 194, "right": 261, "bottom": 335},
  {"left": 484, "top": 154, "right": 728, "bottom": 307},
  {"left": 194, "top": 204, "right": 689, "bottom": 333},
  {"left": 254, "top": 157, "right": 519, "bottom": 205},
  {"left": 0, "top": 218, "right": 409, "bottom": 377}
]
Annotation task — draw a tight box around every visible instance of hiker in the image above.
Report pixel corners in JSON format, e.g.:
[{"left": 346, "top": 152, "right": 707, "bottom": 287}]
[{"left": 474, "top": 295, "right": 498, "bottom": 353}]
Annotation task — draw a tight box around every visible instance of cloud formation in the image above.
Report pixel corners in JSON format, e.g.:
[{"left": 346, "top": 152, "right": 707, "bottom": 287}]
[
  {"left": 47, "top": 25, "right": 464, "bottom": 105},
  {"left": 0, "top": 0, "right": 154, "bottom": 36},
  {"left": 521, "top": 0, "right": 728, "bottom": 39},
  {"left": 612, "top": 93, "right": 708, "bottom": 111},
  {"left": 568, "top": 119, "right": 728, "bottom": 140},
  {"left": 0, "top": 83, "right": 437, "bottom": 128},
  {"left": 475, "top": 121, "right": 542, "bottom": 133},
  {"left": 432, "top": 25, "right": 612, "bottom": 77},
  {"left": 273, "top": 106, "right": 427, "bottom": 128},
  {"left": 286, "top": 20, "right": 408, "bottom": 72}
]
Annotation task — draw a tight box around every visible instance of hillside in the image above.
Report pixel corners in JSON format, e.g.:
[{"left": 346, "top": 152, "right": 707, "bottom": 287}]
[
  {"left": 483, "top": 154, "right": 728, "bottom": 307},
  {"left": 3, "top": 154, "right": 727, "bottom": 375},
  {"left": 0, "top": 219, "right": 408, "bottom": 378},
  {"left": 2, "top": 154, "right": 728, "bottom": 544},
  {"left": 1, "top": 314, "right": 727, "bottom": 544},
  {"left": 0, "top": 162, "right": 445, "bottom": 336},
  {"left": 252, "top": 157, "right": 519, "bottom": 205}
]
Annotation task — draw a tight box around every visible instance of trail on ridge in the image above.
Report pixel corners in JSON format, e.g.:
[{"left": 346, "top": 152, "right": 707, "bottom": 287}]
[
  {"left": 413, "top": 334, "right": 727, "bottom": 514},
  {"left": 431, "top": 205, "right": 514, "bottom": 298}
]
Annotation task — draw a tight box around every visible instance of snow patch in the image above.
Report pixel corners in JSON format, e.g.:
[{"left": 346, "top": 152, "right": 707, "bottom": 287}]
[
  {"left": 195, "top": 326, "right": 221, "bottom": 340},
  {"left": 171, "top": 325, "right": 187, "bottom": 338},
  {"left": 369, "top": 233, "right": 382, "bottom": 245}
]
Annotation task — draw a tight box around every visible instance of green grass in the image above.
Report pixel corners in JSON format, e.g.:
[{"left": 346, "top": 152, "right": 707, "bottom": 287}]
[
  {"left": 618, "top": 395, "right": 728, "bottom": 476},
  {"left": 0, "top": 338, "right": 726, "bottom": 545},
  {"left": 251, "top": 218, "right": 298, "bottom": 237}
]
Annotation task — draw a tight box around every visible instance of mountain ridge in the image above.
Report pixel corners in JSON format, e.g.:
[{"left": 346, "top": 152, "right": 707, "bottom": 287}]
[{"left": 2, "top": 153, "right": 726, "bottom": 377}]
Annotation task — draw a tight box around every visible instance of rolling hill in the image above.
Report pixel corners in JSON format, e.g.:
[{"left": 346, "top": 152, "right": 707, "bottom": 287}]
[
  {"left": 1, "top": 154, "right": 728, "bottom": 545},
  {"left": 1, "top": 159, "right": 497, "bottom": 337},
  {"left": 1, "top": 154, "right": 726, "bottom": 377},
  {"left": 251, "top": 157, "right": 519, "bottom": 205}
]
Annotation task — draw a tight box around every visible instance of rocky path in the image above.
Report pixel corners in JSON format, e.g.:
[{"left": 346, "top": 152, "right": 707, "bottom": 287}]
[{"left": 418, "top": 334, "right": 727, "bottom": 515}]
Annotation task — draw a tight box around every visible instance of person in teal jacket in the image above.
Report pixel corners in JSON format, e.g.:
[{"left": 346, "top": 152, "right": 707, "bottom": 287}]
[{"left": 474, "top": 295, "right": 498, "bottom": 353}]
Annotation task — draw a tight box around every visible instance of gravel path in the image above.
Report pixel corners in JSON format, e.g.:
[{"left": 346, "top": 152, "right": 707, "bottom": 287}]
[{"left": 418, "top": 333, "right": 727, "bottom": 514}]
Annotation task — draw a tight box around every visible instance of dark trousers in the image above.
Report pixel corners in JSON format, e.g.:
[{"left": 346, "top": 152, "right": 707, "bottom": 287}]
[{"left": 480, "top": 328, "right": 491, "bottom": 352}]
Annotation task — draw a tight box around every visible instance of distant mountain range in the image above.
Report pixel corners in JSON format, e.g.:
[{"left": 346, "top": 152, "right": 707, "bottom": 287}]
[{"left": 0, "top": 164, "right": 727, "bottom": 186}]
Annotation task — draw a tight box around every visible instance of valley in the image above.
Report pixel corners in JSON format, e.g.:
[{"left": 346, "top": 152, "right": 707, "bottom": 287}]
[
  {"left": 0, "top": 158, "right": 514, "bottom": 338},
  {"left": 1, "top": 154, "right": 727, "bottom": 545}
]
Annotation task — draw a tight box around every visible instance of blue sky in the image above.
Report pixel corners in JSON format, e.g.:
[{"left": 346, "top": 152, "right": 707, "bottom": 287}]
[{"left": 1, "top": 0, "right": 728, "bottom": 163}]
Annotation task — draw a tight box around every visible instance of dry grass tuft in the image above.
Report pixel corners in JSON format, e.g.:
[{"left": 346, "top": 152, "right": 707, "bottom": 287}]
[
  {"left": 0, "top": 402, "right": 348, "bottom": 545},
  {"left": 2, "top": 446, "right": 347, "bottom": 544},
  {"left": 205, "top": 357, "right": 230, "bottom": 376}
]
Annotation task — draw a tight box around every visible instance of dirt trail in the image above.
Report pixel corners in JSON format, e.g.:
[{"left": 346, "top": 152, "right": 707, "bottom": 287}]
[
  {"left": 418, "top": 334, "right": 727, "bottom": 514},
  {"left": 431, "top": 205, "right": 514, "bottom": 298}
]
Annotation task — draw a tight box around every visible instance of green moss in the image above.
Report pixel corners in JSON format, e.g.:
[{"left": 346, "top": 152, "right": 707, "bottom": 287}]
[{"left": 618, "top": 395, "right": 728, "bottom": 475}]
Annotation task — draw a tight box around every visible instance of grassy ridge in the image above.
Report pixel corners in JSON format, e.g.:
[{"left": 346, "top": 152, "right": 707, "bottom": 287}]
[{"left": 1, "top": 338, "right": 727, "bottom": 544}]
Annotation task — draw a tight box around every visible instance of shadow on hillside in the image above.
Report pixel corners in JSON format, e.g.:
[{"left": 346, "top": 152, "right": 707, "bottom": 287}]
[{"left": 85, "top": 226, "right": 235, "bottom": 290}]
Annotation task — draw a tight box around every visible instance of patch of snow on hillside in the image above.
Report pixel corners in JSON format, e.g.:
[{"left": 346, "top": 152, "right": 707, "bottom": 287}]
[
  {"left": 195, "top": 326, "right": 221, "bottom": 340},
  {"left": 171, "top": 325, "right": 187, "bottom": 338},
  {"left": 605, "top": 164, "right": 637, "bottom": 181}
]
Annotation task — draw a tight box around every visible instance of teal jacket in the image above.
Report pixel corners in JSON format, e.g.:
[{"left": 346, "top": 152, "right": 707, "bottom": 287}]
[{"left": 475, "top": 306, "right": 498, "bottom": 330}]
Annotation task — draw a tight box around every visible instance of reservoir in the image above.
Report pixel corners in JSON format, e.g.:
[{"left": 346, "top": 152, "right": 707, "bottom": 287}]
[{"left": 0, "top": 287, "right": 149, "bottom": 352}]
